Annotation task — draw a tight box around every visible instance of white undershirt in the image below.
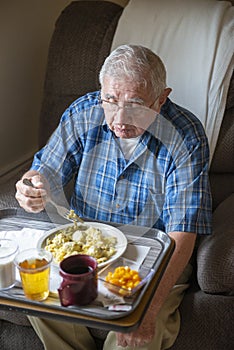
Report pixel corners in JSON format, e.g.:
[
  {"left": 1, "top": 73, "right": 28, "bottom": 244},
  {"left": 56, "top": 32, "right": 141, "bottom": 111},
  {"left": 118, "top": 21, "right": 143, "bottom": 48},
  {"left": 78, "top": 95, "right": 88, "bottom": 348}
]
[{"left": 117, "top": 136, "right": 141, "bottom": 160}]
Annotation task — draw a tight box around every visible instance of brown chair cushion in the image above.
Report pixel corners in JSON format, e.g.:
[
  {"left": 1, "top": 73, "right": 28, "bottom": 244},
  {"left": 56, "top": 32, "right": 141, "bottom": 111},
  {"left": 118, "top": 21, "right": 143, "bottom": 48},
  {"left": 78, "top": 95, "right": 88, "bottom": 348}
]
[{"left": 197, "top": 194, "right": 234, "bottom": 294}]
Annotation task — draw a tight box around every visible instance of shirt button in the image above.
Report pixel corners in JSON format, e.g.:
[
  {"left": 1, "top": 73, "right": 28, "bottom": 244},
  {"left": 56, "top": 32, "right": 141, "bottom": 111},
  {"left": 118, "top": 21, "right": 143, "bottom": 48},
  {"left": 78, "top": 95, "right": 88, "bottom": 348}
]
[
  {"left": 116, "top": 204, "right": 120, "bottom": 208},
  {"left": 120, "top": 175, "right": 124, "bottom": 180}
]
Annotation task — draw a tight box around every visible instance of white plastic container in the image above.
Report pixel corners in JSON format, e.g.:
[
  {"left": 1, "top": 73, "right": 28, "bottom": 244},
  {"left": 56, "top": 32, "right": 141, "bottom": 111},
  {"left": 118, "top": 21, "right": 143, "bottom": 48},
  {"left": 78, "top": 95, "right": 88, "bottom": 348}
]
[{"left": 0, "top": 239, "right": 18, "bottom": 290}]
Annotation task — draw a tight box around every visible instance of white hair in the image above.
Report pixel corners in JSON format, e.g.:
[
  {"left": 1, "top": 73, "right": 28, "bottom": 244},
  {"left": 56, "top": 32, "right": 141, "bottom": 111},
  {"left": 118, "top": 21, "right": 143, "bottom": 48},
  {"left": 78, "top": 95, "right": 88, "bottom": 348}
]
[{"left": 99, "top": 44, "right": 167, "bottom": 98}]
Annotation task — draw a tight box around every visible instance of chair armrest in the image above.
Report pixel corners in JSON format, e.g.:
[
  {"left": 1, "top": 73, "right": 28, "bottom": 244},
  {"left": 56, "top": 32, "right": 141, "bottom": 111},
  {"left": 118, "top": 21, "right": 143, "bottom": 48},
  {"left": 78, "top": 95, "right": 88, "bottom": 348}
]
[{"left": 197, "top": 194, "right": 234, "bottom": 295}]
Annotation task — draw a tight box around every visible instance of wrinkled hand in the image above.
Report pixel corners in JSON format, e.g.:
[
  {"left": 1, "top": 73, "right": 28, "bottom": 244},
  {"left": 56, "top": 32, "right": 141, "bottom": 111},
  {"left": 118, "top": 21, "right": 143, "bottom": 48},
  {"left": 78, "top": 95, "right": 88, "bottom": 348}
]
[
  {"left": 15, "top": 174, "right": 48, "bottom": 213},
  {"left": 116, "top": 311, "right": 156, "bottom": 348}
]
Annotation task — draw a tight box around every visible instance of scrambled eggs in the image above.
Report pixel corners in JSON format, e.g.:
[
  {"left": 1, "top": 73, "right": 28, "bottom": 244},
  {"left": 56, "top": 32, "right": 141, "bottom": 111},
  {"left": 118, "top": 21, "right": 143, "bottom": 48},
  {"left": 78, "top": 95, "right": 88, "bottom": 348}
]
[{"left": 45, "top": 223, "right": 117, "bottom": 264}]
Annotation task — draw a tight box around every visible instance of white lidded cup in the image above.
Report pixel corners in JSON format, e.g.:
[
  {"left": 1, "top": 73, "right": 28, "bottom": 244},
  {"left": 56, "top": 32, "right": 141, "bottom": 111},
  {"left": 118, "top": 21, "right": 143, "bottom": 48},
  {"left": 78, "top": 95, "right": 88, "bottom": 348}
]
[{"left": 0, "top": 239, "right": 19, "bottom": 290}]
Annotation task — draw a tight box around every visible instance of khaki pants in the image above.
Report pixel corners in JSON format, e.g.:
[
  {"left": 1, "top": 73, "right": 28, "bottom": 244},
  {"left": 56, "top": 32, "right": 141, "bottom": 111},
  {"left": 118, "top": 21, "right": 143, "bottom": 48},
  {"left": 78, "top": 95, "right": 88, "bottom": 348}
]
[{"left": 28, "top": 265, "right": 192, "bottom": 350}]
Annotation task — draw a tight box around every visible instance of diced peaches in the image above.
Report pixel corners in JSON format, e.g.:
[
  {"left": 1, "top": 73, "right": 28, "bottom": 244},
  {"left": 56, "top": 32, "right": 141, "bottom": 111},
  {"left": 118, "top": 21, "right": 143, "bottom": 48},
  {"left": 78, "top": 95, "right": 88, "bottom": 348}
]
[{"left": 105, "top": 265, "right": 141, "bottom": 292}]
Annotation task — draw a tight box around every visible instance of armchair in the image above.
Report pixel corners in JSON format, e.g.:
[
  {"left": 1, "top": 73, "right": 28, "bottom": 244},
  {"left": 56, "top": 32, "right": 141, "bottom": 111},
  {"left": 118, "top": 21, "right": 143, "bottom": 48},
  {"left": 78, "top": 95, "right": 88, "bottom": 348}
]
[{"left": 0, "top": 2, "right": 233, "bottom": 349}]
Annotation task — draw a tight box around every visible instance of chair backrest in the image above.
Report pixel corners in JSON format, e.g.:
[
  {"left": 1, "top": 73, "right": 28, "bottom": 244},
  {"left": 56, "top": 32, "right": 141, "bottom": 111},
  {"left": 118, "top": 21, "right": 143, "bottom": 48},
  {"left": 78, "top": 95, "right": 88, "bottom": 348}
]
[
  {"left": 209, "top": 73, "right": 234, "bottom": 208},
  {"left": 38, "top": 1, "right": 234, "bottom": 210},
  {"left": 39, "top": 1, "right": 123, "bottom": 148}
]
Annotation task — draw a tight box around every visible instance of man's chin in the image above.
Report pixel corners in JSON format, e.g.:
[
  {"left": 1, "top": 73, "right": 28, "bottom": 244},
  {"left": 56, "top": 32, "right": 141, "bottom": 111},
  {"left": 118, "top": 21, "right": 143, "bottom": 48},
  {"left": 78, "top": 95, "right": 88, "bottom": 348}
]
[{"left": 114, "top": 130, "right": 135, "bottom": 138}]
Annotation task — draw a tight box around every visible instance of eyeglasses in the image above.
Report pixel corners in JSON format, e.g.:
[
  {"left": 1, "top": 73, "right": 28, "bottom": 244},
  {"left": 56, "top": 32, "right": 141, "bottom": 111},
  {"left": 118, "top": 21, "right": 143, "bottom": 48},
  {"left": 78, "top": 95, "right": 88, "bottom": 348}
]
[
  {"left": 100, "top": 95, "right": 159, "bottom": 115},
  {"left": 100, "top": 99, "right": 143, "bottom": 109},
  {"left": 100, "top": 99, "right": 155, "bottom": 118}
]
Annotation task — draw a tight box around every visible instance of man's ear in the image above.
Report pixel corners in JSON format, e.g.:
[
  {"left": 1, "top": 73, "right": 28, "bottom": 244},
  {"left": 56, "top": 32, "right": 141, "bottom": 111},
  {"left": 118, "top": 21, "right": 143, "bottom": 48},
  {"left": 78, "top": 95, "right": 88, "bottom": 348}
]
[{"left": 158, "top": 88, "right": 172, "bottom": 108}]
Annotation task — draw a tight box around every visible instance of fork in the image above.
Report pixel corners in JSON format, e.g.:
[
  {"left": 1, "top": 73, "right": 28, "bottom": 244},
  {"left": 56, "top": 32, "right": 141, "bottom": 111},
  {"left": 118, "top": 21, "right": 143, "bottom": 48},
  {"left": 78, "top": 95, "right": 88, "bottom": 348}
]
[{"left": 23, "top": 178, "right": 84, "bottom": 223}]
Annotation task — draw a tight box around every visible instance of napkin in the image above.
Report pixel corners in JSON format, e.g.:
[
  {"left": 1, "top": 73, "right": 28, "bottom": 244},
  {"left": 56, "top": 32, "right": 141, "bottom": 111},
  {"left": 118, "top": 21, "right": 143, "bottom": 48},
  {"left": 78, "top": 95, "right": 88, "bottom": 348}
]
[
  {"left": 123, "top": 243, "right": 150, "bottom": 266},
  {"left": 0, "top": 228, "right": 45, "bottom": 252}
]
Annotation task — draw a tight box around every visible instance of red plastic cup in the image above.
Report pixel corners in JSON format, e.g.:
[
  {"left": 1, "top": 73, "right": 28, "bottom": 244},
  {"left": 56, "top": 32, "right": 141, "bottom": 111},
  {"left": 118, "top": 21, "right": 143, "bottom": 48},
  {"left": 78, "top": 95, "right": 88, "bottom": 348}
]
[{"left": 58, "top": 254, "right": 98, "bottom": 306}]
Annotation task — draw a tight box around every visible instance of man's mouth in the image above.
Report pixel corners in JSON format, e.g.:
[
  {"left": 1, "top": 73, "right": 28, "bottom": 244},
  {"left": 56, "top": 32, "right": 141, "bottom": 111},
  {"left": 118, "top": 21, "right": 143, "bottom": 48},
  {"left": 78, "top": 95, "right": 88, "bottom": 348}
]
[
  {"left": 114, "top": 125, "right": 131, "bottom": 134},
  {"left": 113, "top": 124, "right": 131, "bottom": 131}
]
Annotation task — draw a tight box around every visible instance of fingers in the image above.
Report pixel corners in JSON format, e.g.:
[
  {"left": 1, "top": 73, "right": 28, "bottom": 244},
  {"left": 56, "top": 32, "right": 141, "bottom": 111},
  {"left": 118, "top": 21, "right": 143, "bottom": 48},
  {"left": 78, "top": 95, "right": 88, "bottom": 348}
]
[
  {"left": 116, "top": 333, "right": 136, "bottom": 348},
  {"left": 116, "top": 333, "right": 128, "bottom": 348},
  {"left": 30, "top": 175, "right": 46, "bottom": 190},
  {"left": 116, "top": 331, "right": 153, "bottom": 348},
  {"left": 15, "top": 176, "right": 47, "bottom": 213}
]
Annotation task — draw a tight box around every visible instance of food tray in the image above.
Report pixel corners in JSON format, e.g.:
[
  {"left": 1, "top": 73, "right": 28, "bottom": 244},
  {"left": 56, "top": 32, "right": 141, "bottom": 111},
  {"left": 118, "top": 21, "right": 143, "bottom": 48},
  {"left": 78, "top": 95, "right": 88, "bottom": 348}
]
[{"left": 0, "top": 208, "right": 173, "bottom": 321}]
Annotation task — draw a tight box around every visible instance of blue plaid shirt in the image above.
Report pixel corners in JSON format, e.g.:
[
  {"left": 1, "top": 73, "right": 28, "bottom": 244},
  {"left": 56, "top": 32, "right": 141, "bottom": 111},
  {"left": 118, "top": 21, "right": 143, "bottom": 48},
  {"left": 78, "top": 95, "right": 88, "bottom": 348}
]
[{"left": 32, "top": 91, "right": 212, "bottom": 234}]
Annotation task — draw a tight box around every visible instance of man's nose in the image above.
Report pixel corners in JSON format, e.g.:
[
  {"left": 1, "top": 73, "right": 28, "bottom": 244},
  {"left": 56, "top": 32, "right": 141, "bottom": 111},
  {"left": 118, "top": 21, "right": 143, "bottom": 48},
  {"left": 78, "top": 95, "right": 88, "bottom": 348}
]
[{"left": 114, "top": 107, "right": 129, "bottom": 124}]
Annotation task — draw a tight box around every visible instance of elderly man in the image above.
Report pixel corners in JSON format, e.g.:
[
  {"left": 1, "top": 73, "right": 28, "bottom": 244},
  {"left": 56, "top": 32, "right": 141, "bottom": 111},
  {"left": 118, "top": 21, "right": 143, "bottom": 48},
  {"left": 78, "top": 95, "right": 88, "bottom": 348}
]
[{"left": 16, "top": 45, "right": 212, "bottom": 350}]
